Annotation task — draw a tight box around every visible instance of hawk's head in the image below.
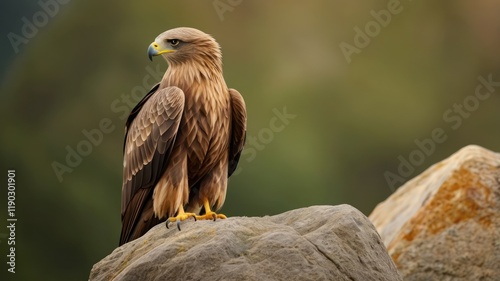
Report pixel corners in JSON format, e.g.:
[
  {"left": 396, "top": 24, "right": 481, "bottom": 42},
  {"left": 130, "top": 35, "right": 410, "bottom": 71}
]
[{"left": 147, "top": 27, "right": 221, "bottom": 67}]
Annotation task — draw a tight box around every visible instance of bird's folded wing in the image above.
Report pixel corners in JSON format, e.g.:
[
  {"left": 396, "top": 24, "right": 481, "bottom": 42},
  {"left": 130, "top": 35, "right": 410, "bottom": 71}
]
[
  {"left": 120, "top": 86, "right": 185, "bottom": 244},
  {"left": 228, "top": 89, "right": 247, "bottom": 177}
]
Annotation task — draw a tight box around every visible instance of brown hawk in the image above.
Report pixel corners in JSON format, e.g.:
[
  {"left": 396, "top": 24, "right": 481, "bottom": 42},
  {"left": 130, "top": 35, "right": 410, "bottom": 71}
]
[{"left": 119, "top": 27, "right": 246, "bottom": 245}]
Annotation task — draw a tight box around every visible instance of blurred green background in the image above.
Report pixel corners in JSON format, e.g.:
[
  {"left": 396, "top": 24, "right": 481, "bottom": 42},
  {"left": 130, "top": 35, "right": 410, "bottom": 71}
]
[{"left": 1, "top": 0, "right": 500, "bottom": 280}]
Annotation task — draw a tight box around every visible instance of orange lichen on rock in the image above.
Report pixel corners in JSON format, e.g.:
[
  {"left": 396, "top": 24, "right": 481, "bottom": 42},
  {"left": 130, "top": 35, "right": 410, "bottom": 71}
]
[
  {"left": 370, "top": 145, "right": 500, "bottom": 280},
  {"left": 394, "top": 167, "right": 493, "bottom": 246},
  {"left": 425, "top": 167, "right": 491, "bottom": 234}
]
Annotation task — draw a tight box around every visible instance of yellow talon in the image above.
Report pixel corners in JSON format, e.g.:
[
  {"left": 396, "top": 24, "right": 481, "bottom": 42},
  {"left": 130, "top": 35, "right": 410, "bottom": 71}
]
[
  {"left": 195, "top": 199, "right": 227, "bottom": 221},
  {"left": 166, "top": 205, "right": 197, "bottom": 231}
]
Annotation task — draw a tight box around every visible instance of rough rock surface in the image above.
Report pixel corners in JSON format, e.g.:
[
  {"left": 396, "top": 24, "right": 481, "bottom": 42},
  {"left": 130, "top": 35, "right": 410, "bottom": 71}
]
[
  {"left": 90, "top": 205, "right": 401, "bottom": 281},
  {"left": 370, "top": 145, "right": 500, "bottom": 280}
]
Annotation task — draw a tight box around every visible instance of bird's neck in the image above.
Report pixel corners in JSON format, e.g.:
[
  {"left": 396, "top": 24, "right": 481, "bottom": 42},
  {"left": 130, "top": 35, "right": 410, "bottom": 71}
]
[{"left": 161, "top": 58, "right": 224, "bottom": 90}]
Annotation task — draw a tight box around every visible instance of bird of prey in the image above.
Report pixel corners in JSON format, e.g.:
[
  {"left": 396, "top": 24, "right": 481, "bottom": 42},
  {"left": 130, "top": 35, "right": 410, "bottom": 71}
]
[{"left": 119, "top": 27, "right": 246, "bottom": 245}]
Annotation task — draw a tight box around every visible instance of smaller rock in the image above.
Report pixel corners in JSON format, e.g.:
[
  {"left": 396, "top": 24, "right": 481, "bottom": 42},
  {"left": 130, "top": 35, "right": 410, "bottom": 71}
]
[
  {"left": 90, "top": 205, "right": 401, "bottom": 281},
  {"left": 370, "top": 145, "right": 500, "bottom": 280}
]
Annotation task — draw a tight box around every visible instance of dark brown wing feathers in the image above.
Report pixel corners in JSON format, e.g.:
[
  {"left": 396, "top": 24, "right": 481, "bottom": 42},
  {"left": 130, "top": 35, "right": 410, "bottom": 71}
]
[
  {"left": 119, "top": 86, "right": 185, "bottom": 245},
  {"left": 228, "top": 89, "right": 247, "bottom": 176},
  {"left": 123, "top": 83, "right": 160, "bottom": 152}
]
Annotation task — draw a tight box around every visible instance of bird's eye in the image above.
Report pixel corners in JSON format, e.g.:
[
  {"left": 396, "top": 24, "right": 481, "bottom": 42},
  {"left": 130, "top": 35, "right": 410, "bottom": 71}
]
[{"left": 168, "top": 39, "right": 180, "bottom": 46}]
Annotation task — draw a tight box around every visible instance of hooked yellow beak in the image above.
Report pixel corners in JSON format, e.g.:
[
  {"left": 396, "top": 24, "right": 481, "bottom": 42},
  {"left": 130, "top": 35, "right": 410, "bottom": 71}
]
[{"left": 147, "top": 42, "right": 175, "bottom": 61}]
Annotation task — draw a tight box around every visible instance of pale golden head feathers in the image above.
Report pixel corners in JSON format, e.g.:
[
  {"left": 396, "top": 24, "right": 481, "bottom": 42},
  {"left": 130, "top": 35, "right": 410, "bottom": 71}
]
[{"left": 148, "top": 27, "right": 222, "bottom": 68}]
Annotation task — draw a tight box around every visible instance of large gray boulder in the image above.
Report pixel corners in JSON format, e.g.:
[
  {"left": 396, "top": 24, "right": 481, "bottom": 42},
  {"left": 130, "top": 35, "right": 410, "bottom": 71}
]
[
  {"left": 370, "top": 145, "right": 500, "bottom": 280},
  {"left": 90, "top": 205, "right": 401, "bottom": 281}
]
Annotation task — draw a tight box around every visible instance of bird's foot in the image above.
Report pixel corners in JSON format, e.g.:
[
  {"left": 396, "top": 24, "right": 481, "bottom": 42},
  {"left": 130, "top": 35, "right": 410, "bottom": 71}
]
[
  {"left": 165, "top": 207, "right": 197, "bottom": 231},
  {"left": 195, "top": 211, "right": 227, "bottom": 221},
  {"left": 195, "top": 199, "right": 227, "bottom": 221}
]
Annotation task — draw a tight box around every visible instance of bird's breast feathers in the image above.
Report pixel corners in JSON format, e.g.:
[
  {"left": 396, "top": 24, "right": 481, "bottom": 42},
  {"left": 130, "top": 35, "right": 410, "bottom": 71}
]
[{"left": 176, "top": 84, "right": 231, "bottom": 167}]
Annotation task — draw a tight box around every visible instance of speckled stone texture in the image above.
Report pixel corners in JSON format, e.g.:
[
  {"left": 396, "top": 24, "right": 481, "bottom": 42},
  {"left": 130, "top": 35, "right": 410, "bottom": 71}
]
[
  {"left": 370, "top": 145, "right": 500, "bottom": 281},
  {"left": 90, "top": 205, "right": 401, "bottom": 281}
]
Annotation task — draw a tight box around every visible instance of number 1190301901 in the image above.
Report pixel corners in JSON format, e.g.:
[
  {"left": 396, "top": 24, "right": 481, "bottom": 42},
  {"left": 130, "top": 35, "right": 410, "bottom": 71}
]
[{"left": 7, "top": 170, "right": 16, "bottom": 274}]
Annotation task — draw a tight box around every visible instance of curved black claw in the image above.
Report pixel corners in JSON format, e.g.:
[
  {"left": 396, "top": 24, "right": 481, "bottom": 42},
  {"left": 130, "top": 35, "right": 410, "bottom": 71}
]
[{"left": 165, "top": 214, "right": 197, "bottom": 231}]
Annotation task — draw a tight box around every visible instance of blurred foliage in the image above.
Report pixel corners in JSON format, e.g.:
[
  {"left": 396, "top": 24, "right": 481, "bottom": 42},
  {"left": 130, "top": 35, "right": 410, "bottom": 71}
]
[{"left": 1, "top": 0, "right": 500, "bottom": 280}]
